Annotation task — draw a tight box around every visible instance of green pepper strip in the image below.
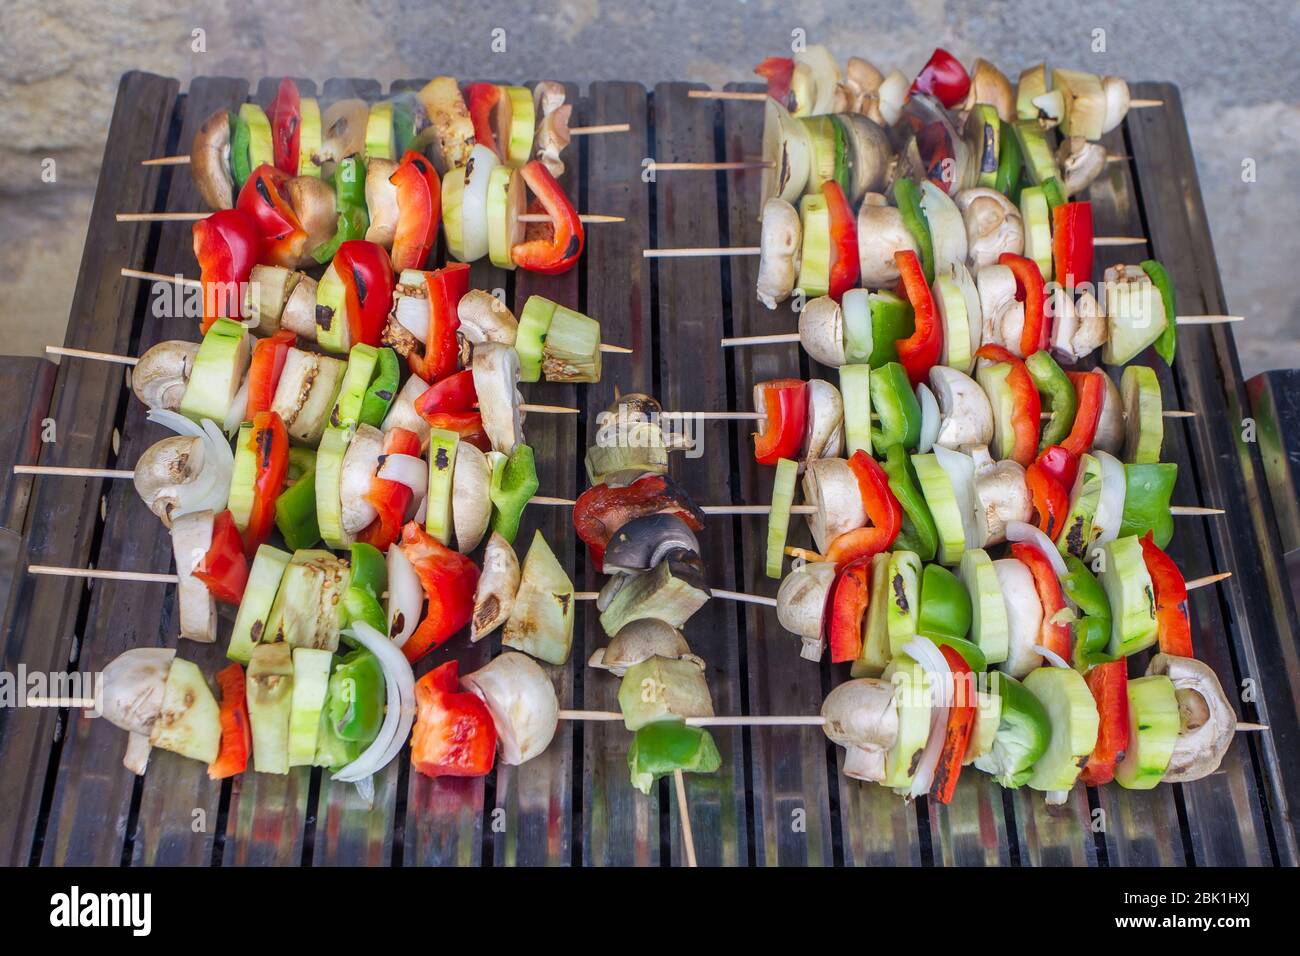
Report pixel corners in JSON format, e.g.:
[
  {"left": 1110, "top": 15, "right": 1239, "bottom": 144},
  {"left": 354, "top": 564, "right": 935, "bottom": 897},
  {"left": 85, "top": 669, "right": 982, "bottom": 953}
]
[
  {"left": 275, "top": 447, "right": 320, "bottom": 550},
  {"left": 1061, "top": 555, "right": 1114, "bottom": 668},
  {"left": 627, "top": 722, "right": 721, "bottom": 796},
  {"left": 343, "top": 542, "right": 388, "bottom": 635},
  {"left": 865, "top": 294, "right": 915, "bottom": 368},
  {"left": 993, "top": 119, "right": 1023, "bottom": 199},
  {"left": 882, "top": 443, "right": 938, "bottom": 562},
  {"left": 1025, "top": 350, "right": 1077, "bottom": 451},
  {"left": 359, "top": 346, "right": 401, "bottom": 428},
  {"left": 869, "top": 362, "right": 922, "bottom": 456},
  {"left": 1041, "top": 177, "right": 1066, "bottom": 213},
  {"left": 1119, "top": 462, "right": 1178, "bottom": 548},
  {"left": 313, "top": 155, "right": 369, "bottom": 264},
  {"left": 1140, "top": 259, "right": 1177, "bottom": 366},
  {"left": 892, "top": 178, "right": 935, "bottom": 284},
  {"left": 326, "top": 649, "right": 385, "bottom": 743},
  {"left": 230, "top": 110, "right": 253, "bottom": 192},
  {"left": 490, "top": 444, "right": 540, "bottom": 544},
  {"left": 916, "top": 563, "right": 973, "bottom": 643}
]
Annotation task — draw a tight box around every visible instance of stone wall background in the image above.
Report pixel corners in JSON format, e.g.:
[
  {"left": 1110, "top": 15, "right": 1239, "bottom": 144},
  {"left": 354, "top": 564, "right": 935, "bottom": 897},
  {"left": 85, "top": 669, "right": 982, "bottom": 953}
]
[{"left": 2, "top": 0, "right": 1296, "bottom": 373}]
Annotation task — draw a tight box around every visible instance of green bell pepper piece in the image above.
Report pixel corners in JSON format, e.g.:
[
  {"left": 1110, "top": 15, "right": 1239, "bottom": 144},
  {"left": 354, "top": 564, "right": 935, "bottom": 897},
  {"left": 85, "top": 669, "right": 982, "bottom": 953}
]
[
  {"left": 391, "top": 95, "right": 418, "bottom": 155},
  {"left": 865, "top": 292, "right": 915, "bottom": 368},
  {"left": 978, "top": 672, "right": 1051, "bottom": 788},
  {"left": 1140, "top": 259, "right": 1177, "bottom": 366},
  {"left": 359, "top": 346, "right": 400, "bottom": 428},
  {"left": 313, "top": 155, "right": 369, "bottom": 264},
  {"left": 1041, "top": 176, "right": 1066, "bottom": 213},
  {"left": 1025, "top": 350, "right": 1077, "bottom": 451},
  {"left": 1119, "top": 462, "right": 1177, "bottom": 548},
  {"left": 870, "top": 362, "right": 922, "bottom": 456},
  {"left": 993, "top": 119, "right": 1023, "bottom": 200},
  {"left": 275, "top": 447, "right": 320, "bottom": 550},
  {"left": 326, "top": 649, "right": 385, "bottom": 743},
  {"left": 916, "top": 563, "right": 973, "bottom": 642},
  {"left": 927, "top": 634, "right": 987, "bottom": 674},
  {"left": 230, "top": 110, "right": 253, "bottom": 191},
  {"left": 1061, "top": 556, "right": 1113, "bottom": 668},
  {"left": 626, "top": 721, "right": 722, "bottom": 796},
  {"left": 343, "top": 542, "right": 388, "bottom": 635},
  {"left": 490, "top": 444, "right": 539, "bottom": 544},
  {"left": 892, "top": 178, "right": 934, "bottom": 284},
  {"left": 882, "top": 443, "right": 938, "bottom": 563},
  {"left": 313, "top": 708, "right": 363, "bottom": 770}
]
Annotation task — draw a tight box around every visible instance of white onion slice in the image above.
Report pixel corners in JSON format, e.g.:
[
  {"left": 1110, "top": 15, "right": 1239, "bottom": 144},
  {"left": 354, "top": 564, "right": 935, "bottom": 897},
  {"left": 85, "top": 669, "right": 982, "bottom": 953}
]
[
  {"left": 460, "top": 145, "right": 499, "bottom": 263},
  {"left": 147, "top": 409, "right": 232, "bottom": 516},
  {"left": 1030, "top": 643, "right": 1071, "bottom": 670},
  {"left": 223, "top": 376, "right": 249, "bottom": 438},
  {"left": 412, "top": 494, "right": 427, "bottom": 525},
  {"left": 386, "top": 542, "right": 422, "bottom": 648},
  {"left": 1089, "top": 451, "right": 1126, "bottom": 556},
  {"left": 332, "top": 621, "right": 416, "bottom": 787},
  {"left": 902, "top": 637, "right": 951, "bottom": 800},
  {"left": 1004, "top": 520, "right": 1068, "bottom": 578},
  {"left": 931, "top": 444, "right": 978, "bottom": 551},
  {"left": 393, "top": 294, "right": 430, "bottom": 345},
  {"left": 916, "top": 383, "right": 940, "bottom": 454},
  {"left": 378, "top": 453, "right": 428, "bottom": 498}
]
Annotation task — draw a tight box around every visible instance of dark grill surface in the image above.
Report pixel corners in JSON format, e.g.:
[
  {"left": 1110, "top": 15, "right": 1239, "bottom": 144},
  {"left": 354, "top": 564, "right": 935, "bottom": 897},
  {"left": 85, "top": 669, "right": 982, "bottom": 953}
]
[{"left": 0, "top": 73, "right": 1296, "bottom": 866}]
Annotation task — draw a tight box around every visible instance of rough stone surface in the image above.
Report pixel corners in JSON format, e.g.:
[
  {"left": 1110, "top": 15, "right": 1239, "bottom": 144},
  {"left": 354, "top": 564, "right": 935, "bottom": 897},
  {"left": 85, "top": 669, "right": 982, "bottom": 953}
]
[{"left": 2, "top": 0, "right": 1296, "bottom": 373}]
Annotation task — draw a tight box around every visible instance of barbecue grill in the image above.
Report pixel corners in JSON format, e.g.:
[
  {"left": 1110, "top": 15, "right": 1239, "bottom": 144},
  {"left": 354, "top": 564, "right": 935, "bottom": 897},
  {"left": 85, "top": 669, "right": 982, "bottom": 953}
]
[{"left": 0, "top": 72, "right": 1296, "bottom": 867}]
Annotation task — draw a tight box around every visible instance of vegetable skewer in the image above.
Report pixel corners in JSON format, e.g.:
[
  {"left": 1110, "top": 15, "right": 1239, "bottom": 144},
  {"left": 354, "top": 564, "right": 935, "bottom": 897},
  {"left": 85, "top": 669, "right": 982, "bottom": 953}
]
[{"left": 118, "top": 211, "right": 626, "bottom": 224}]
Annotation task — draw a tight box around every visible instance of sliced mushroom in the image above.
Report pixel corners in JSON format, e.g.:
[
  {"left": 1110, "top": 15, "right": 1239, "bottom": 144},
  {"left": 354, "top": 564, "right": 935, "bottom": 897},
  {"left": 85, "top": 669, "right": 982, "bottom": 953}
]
[
  {"left": 802, "top": 458, "right": 867, "bottom": 553},
  {"left": 100, "top": 647, "right": 176, "bottom": 736},
  {"left": 123, "top": 732, "right": 153, "bottom": 775},
  {"left": 857, "top": 194, "right": 918, "bottom": 286},
  {"left": 821, "top": 678, "right": 899, "bottom": 783},
  {"left": 756, "top": 198, "right": 801, "bottom": 309},
  {"left": 1093, "top": 371, "right": 1125, "bottom": 456},
  {"left": 533, "top": 81, "right": 571, "bottom": 177},
  {"left": 1146, "top": 654, "right": 1237, "bottom": 783},
  {"left": 845, "top": 57, "right": 884, "bottom": 96},
  {"left": 278, "top": 272, "right": 319, "bottom": 342},
  {"left": 471, "top": 532, "right": 521, "bottom": 642},
  {"left": 1057, "top": 137, "right": 1108, "bottom": 197},
  {"left": 363, "top": 158, "right": 400, "bottom": 249},
  {"left": 131, "top": 340, "right": 198, "bottom": 411},
  {"left": 1071, "top": 289, "right": 1107, "bottom": 362},
  {"left": 930, "top": 365, "right": 994, "bottom": 450},
  {"left": 975, "top": 263, "right": 1024, "bottom": 355},
  {"left": 471, "top": 342, "right": 524, "bottom": 455},
  {"left": 457, "top": 290, "right": 518, "bottom": 358},
  {"left": 589, "top": 618, "right": 703, "bottom": 676},
  {"left": 462, "top": 651, "right": 559, "bottom": 765},
  {"left": 134, "top": 434, "right": 206, "bottom": 526},
  {"left": 799, "top": 296, "right": 846, "bottom": 367},
  {"left": 776, "top": 561, "right": 837, "bottom": 661},
  {"left": 839, "top": 113, "right": 894, "bottom": 203},
  {"left": 381, "top": 373, "right": 433, "bottom": 451},
  {"left": 1047, "top": 287, "right": 1079, "bottom": 365},
  {"left": 284, "top": 176, "right": 337, "bottom": 266},
  {"left": 1100, "top": 76, "right": 1131, "bottom": 135},
  {"left": 955, "top": 188, "right": 1024, "bottom": 270},
  {"left": 971, "top": 445, "right": 1032, "bottom": 546},
  {"left": 340, "top": 424, "right": 384, "bottom": 536},
  {"left": 602, "top": 513, "right": 701, "bottom": 575},
  {"left": 961, "top": 59, "right": 1016, "bottom": 124},
  {"left": 803, "top": 378, "right": 844, "bottom": 465},
  {"left": 170, "top": 510, "right": 217, "bottom": 643},
  {"left": 315, "top": 98, "right": 369, "bottom": 167},
  {"left": 191, "top": 109, "right": 234, "bottom": 210},
  {"left": 451, "top": 440, "right": 492, "bottom": 553}
]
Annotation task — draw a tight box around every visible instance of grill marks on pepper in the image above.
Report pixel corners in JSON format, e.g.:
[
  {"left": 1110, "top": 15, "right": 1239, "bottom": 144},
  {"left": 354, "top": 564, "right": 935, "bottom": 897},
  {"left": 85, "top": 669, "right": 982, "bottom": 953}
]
[{"left": 255, "top": 422, "right": 276, "bottom": 469}]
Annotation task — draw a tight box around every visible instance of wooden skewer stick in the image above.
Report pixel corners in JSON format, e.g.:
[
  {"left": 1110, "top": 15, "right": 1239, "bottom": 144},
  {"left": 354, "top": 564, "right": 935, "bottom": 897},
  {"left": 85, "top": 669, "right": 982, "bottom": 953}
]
[
  {"left": 673, "top": 769, "right": 698, "bottom": 867},
  {"left": 14, "top": 465, "right": 133, "bottom": 479},
  {"left": 1170, "top": 506, "right": 1225, "bottom": 517},
  {"left": 687, "top": 90, "right": 768, "bottom": 102},
  {"left": 573, "top": 588, "right": 774, "bottom": 606},
  {"left": 1185, "top": 571, "right": 1233, "bottom": 590},
  {"left": 1129, "top": 99, "right": 1164, "bottom": 108},
  {"left": 119, "top": 211, "right": 622, "bottom": 225},
  {"left": 558, "top": 709, "right": 826, "bottom": 727},
  {"left": 28, "top": 565, "right": 179, "bottom": 584},
  {"left": 1237, "top": 723, "right": 1268, "bottom": 732}
]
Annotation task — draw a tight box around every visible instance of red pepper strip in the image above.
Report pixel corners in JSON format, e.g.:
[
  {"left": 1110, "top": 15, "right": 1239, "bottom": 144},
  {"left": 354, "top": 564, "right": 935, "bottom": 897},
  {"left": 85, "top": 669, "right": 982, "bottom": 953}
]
[
  {"left": 411, "top": 660, "right": 498, "bottom": 778},
  {"left": 1061, "top": 371, "right": 1104, "bottom": 458},
  {"left": 358, "top": 427, "right": 422, "bottom": 551},
  {"left": 398, "top": 521, "right": 480, "bottom": 663},
  {"left": 192, "top": 209, "right": 260, "bottom": 334},
  {"left": 246, "top": 329, "right": 296, "bottom": 416},
  {"left": 415, "top": 368, "right": 476, "bottom": 414},
  {"left": 930, "top": 644, "right": 976, "bottom": 805},
  {"left": 511, "top": 160, "right": 584, "bottom": 274},
  {"left": 823, "top": 181, "right": 860, "bottom": 303},
  {"left": 998, "top": 253, "right": 1048, "bottom": 358},
  {"left": 407, "top": 263, "right": 470, "bottom": 381},
  {"left": 826, "top": 555, "right": 871, "bottom": 663},
  {"left": 335, "top": 240, "right": 396, "bottom": 347},
  {"left": 1139, "top": 532, "right": 1194, "bottom": 658},
  {"left": 235, "top": 164, "right": 308, "bottom": 268},
  {"left": 1052, "top": 202, "right": 1094, "bottom": 293},
  {"left": 976, "top": 344, "right": 1041, "bottom": 467},
  {"left": 895, "top": 249, "right": 942, "bottom": 387},
  {"left": 422, "top": 412, "right": 491, "bottom": 452},
  {"left": 193, "top": 510, "right": 250, "bottom": 605},
  {"left": 242, "top": 411, "right": 289, "bottom": 557},
  {"left": 1078, "top": 660, "right": 1130, "bottom": 786},
  {"left": 465, "top": 83, "right": 502, "bottom": 159},
  {"left": 910, "top": 48, "right": 971, "bottom": 109},
  {"left": 573, "top": 474, "right": 705, "bottom": 572},
  {"left": 1035, "top": 444, "right": 1080, "bottom": 493},
  {"left": 267, "top": 78, "right": 301, "bottom": 175},
  {"left": 389, "top": 151, "right": 441, "bottom": 272},
  {"left": 1025, "top": 460, "right": 1071, "bottom": 539},
  {"left": 753, "top": 56, "right": 794, "bottom": 105},
  {"left": 825, "top": 451, "right": 902, "bottom": 565},
  {"left": 1009, "top": 541, "right": 1072, "bottom": 662},
  {"left": 208, "top": 663, "right": 252, "bottom": 780},
  {"left": 752, "top": 378, "right": 808, "bottom": 465}
]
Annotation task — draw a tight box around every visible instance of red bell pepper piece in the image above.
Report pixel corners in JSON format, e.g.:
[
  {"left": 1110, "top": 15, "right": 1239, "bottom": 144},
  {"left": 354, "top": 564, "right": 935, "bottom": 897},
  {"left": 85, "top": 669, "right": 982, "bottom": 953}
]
[
  {"left": 1139, "top": 532, "right": 1194, "bottom": 658},
  {"left": 192, "top": 209, "right": 260, "bottom": 334},
  {"left": 511, "top": 160, "right": 584, "bottom": 274},
  {"left": 389, "top": 150, "right": 441, "bottom": 272},
  {"left": 930, "top": 644, "right": 976, "bottom": 805},
  {"left": 752, "top": 378, "right": 808, "bottom": 465},
  {"left": 1052, "top": 202, "right": 1094, "bottom": 292},
  {"left": 825, "top": 451, "right": 902, "bottom": 565},
  {"left": 1061, "top": 370, "right": 1105, "bottom": 458},
  {"left": 236, "top": 164, "right": 308, "bottom": 268},
  {"left": 1010, "top": 541, "right": 1072, "bottom": 662},
  {"left": 334, "top": 241, "right": 395, "bottom": 348},
  {"left": 267, "top": 78, "right": 301, "bottom": 175},
  {"left": 406, "top": 263, "right": 470, "bottom": 381},
  {"left": 573, "top": 474, "right": 705, "bottom": 572},
  {"left": 976, "top": 344, "right": 1041, "bottom": 467},
  {"left": 193, "top": 510, "right": 250, "bottom": 605},
  {"left": 241, "top": 411, "right": 289, "bottom": 557},
  {"left": 414, "top": 370, "right": 491, "bottom": 451},
  {"left": 823, "top": 181, "right": 860, "bottom": 303},
  {"left": 1035, "top": 443, "right": 1080, "bottom": 492},
  {"left": 910, "top": 48, "right": 971, "bottom": 108},
  {"left": 465, "top": 83, "right": 502, "bottom": 159},
  {"left": 358, "top": 428, "right": 422, "bottom": 551},
  {"left": 208, "top": 663, "right": 252, "bottom": 780},
  {"left": 1078, "top": 660, "right": 1130, "bottom": 786},
  {"left": 826, "top": 555, "right": 872, "bottom": 663},
  {"left": 895, "top": 249, "right": 942, "bottom": 387},
  {"left": 398, "top": 521, "right": 480, "bottom": 663},
  {"left": 411, "top": 660, "right": 498, "bottom": 779},
  {"left": 246, "top": 329, "right": 295, "bottom": 416},
  {"left": 1025, "top": 459, "right": 1071, "bottom": 539},
  {"left": 753, "top": 57, "right": 795, "bottom": 105},
  {"left": 423, "top": 412, "right": 490, "bottom": 451},
  {"left": 998, "top": 253, "right": 1048, "bottom": 358}
]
